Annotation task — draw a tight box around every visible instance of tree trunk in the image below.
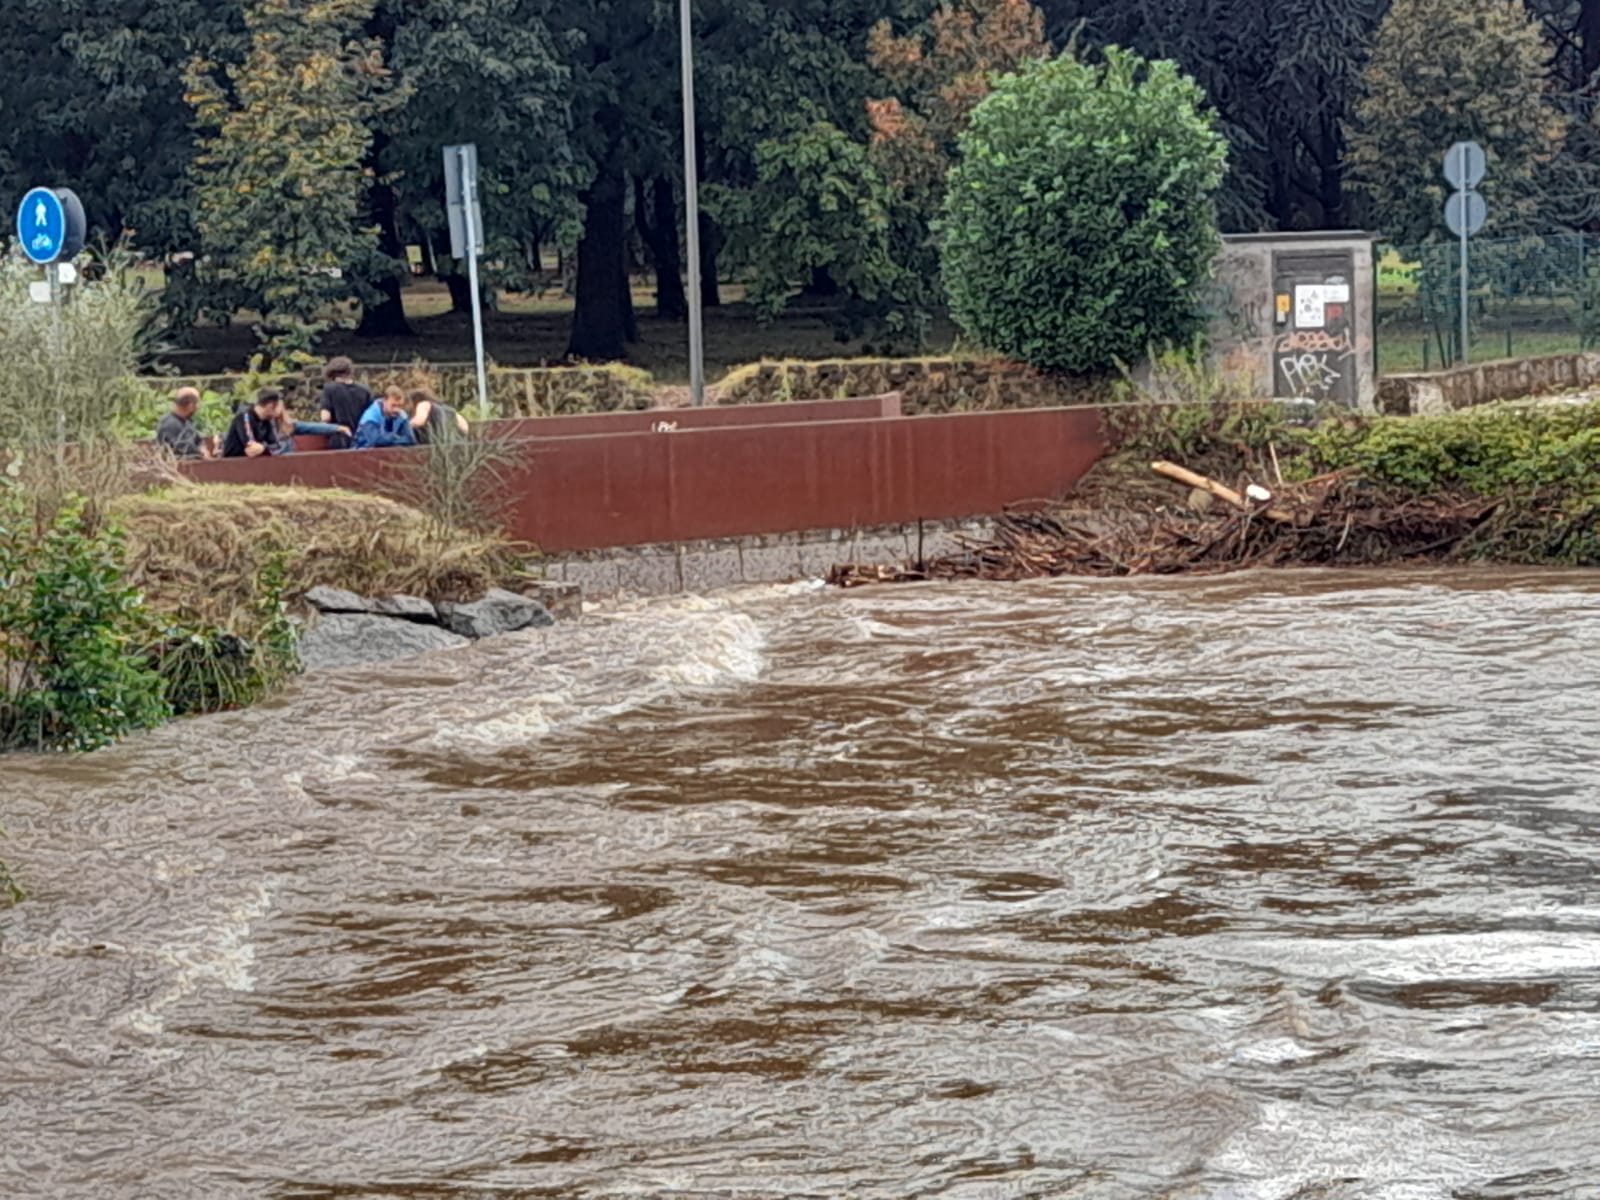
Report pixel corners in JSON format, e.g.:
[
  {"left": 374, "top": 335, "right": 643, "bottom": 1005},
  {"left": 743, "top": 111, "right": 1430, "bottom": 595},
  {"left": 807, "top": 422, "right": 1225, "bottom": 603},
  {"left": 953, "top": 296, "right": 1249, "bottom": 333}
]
[
  {"left": 700, "top": 210, "right": 724, "bottom": 308},
  {"left": 635, "top": 175, "right": 687, "bottom": 321},
  {"left": 1583, "top": 0, "right": 1600, "bottom": 89},
  {"left": 356, "top": 176, "right": 415, "bottom": 338},
  {"left": 802, "top": 266, "right": 840, "bottom": 298},
  {"left": 693, "top": 123, "right": 723, "bottom": 308},
  {"left": 567, "top": 150, "right": 631, "bottom": 362},
  {"left": 1315, "top": 117, "right": 1345, "bottom": 228},
  {"left": 444, "top": 268, "right": 473, "bottom": 314}
]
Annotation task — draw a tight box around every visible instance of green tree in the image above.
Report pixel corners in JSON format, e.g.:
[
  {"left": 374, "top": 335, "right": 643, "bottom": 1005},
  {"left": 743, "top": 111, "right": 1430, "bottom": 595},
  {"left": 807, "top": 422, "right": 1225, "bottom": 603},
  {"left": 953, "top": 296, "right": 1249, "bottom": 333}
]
[
  {"left": 1346, "top": 0, "right": 1568, "bottom": 242},
  {"left": 0, "top": 1, "right": 242, "bottom": 260},
  {"left": 358, "top": 0, "right": 577, "bottom": 335},
  {"left": 940, "top": 47, "right": 1227, "bottom": 373},
  {"left": 1037, "top": 0, "right": 1387, "bottom": 231},
  {"left": 713, "top": 0, "right": 1042, "bottom": 338},
  {"left": 717, "top": 122, "right": 902, "bottom": 324},
  {"left": 185, "top": 0, "right": 403, "bottom": 359}
]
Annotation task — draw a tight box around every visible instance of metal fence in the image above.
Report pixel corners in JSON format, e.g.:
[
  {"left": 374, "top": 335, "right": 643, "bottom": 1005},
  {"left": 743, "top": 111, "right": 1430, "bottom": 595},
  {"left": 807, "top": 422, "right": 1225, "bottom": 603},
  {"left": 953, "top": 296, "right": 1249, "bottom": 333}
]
[{"left": 1376, "top": 233, "right": 1598, "bottom": 373}]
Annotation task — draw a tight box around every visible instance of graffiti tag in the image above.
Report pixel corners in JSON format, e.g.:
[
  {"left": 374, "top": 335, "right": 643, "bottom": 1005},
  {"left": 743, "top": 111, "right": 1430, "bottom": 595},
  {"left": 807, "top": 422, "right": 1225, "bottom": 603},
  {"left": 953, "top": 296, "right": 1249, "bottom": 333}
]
[
  {"left": 1275, "top": 329, "right": 1353, "bottom": 355},
  {"left": 652, "top": 420, "right": 680, "bottom": 433},
  {"left": 1278, "top": 352, "right": 1342, "bottom": 397}
]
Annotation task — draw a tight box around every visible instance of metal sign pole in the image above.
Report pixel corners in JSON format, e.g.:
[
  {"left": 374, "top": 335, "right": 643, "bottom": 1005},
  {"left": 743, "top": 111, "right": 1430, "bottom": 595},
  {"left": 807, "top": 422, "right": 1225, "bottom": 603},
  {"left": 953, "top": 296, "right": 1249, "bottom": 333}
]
[
  {"left": 1442, "top": 141, "right": 1486, "bottom": 369},
  {"left": 460, "top": 154, "right": 490, "bottom": 417},
  {"left": 1459, "top": 215, "right": 1469, "bottom": 367},
  {"left": 49, "top": 261, "right": 65, "bottom": 449},
  {"left": 679, "top": 0, "right": 706, "bottom": 407}
]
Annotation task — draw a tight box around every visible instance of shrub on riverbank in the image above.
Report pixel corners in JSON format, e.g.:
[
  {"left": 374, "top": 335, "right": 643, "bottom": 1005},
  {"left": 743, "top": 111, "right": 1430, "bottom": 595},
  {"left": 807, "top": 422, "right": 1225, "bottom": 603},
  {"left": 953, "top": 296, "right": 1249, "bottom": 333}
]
[
  {"left": 0, "top": 494, "right": 171, "bottom": 752},
  {"left": 1297, "top": 401, "right": 1600, "bottom": 564}
]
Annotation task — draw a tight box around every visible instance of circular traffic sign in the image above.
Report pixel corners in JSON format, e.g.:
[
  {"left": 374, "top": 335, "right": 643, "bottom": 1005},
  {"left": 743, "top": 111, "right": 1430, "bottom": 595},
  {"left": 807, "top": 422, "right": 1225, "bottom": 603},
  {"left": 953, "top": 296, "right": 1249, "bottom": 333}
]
[
  {"left": 17, "top": 188, "right": 66, "bottom": 264},
  {"left": 1444, "top": 189, "right": 1487, "bottom": 237},
  {"left": 15, "top": 187, "right": 85, "bottom": 265},
  {"left": 1443, "top": 141, "right": 1487, "bottom": 190}
]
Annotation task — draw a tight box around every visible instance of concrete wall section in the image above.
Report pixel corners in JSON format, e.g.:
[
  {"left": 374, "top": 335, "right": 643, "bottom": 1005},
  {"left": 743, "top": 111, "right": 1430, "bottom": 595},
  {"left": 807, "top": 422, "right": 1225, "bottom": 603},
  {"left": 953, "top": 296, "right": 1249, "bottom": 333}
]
[
  {"left": 185, "top": 405, "right": 1110, "bottom": 554},
  {"left": 546, "top": 520, "right": 995, "bottom": 598}
]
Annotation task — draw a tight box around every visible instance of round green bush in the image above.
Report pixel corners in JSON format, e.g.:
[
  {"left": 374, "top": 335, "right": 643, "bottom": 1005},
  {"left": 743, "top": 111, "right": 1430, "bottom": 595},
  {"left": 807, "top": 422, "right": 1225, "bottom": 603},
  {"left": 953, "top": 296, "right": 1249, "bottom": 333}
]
[{"left": 939, "top": 47, "right": 1228, "bottom": 375}]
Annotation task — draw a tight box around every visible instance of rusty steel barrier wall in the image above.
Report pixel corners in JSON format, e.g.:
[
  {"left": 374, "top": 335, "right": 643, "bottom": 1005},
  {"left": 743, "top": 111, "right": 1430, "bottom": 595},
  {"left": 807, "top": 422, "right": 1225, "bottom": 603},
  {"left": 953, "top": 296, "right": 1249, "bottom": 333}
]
[
  {"left": 184, "top": 402, "right": 1108, "bottom": 553},
  {"left": 284, "top": 394, "right": 904, "bottom": 452}
]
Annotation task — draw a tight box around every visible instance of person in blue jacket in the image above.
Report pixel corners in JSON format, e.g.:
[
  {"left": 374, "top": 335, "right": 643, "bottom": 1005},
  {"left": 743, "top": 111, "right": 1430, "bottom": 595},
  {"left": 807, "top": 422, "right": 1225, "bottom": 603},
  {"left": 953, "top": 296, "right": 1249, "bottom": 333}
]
[{"left": 354, "top": 386, "right": 418, "bottom": 449}]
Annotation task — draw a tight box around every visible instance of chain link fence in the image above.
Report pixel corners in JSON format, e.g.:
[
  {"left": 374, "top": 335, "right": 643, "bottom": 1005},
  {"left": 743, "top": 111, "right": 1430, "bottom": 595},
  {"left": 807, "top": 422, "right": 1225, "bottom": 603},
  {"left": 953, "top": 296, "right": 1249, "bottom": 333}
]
[{"left": 1376, "top": 233, "right": 1600, "bottom": 373}]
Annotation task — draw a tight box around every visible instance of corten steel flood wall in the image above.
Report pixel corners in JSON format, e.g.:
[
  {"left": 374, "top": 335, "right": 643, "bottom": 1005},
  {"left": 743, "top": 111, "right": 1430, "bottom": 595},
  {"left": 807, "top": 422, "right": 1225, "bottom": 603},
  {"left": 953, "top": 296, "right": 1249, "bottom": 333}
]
[
  {"left": 284, "top": 395, "right": 904, "bottom": 453},
  {"left": 184, "top": 404, "right": 1109, "bottom": 554}
]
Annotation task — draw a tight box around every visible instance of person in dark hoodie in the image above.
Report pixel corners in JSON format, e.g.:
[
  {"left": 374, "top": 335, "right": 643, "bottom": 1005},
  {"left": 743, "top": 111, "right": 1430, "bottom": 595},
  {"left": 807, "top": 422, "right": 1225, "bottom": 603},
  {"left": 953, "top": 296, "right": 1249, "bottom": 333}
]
[
  {"left": 354, "top": 386, "right": 418, "bottom": 449},
  {"left": 221, "top": 388, "right": 285, "bottom": 458},
  {"left": 318, "top": 357, "right": 373, "bottom": 436}
]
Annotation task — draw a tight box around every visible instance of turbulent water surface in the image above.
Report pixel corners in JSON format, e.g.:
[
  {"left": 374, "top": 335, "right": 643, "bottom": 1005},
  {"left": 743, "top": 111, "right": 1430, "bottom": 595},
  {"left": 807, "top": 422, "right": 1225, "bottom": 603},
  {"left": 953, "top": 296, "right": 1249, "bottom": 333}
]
[{"left": 2, "top": 569, "right": 1599, "bottom": 1199}]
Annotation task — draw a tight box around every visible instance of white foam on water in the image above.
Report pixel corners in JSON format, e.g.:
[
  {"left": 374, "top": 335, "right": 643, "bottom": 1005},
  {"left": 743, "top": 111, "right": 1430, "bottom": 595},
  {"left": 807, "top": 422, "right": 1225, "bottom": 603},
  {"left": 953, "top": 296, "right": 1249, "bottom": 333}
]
[
  {"left": 113, "top": 881, "right": 275, "bottom": 1039},
  {"left": 424, "top": 593, "right": 769, "bottom": 752}
]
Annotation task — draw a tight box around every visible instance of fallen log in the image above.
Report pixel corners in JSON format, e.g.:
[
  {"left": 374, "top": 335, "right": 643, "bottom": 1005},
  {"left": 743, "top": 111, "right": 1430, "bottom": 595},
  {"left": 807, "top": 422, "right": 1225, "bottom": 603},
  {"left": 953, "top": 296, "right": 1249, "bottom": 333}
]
[{"left": 1151, "top": 460, "right": 1294, "bottom": 523}]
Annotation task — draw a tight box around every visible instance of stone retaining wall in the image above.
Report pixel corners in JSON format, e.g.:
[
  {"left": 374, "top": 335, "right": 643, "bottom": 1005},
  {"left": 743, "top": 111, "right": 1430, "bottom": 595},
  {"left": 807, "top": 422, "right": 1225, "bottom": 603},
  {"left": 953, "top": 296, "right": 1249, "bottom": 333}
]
[
  {"left": 543, "top": 519, "right": 995, "bottom": 598},
  {"left": 1377, "top": 352, "right": 1600, "bottom": 415},
  {"left": 712, "top": 358, "right": 1109, "bottom": 413},
  {"left": 147, "top": 363, "right": 655, "bottom": 417}
]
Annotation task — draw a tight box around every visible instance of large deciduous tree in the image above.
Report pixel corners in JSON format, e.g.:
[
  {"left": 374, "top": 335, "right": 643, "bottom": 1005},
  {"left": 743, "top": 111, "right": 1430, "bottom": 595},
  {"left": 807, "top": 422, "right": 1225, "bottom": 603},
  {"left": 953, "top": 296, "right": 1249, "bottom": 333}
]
[
  {"left": 1036, "top": 0, "right": 1386, "bottom": 231},
  {"left": 368, "top": 0, "right": 576, "bottom": 330},
  {"left": 187, "top": 0, "right": 403, "bottom": 359},
  {"left": 1346, "top": 0, "right": 1567, "bottom": 242}
]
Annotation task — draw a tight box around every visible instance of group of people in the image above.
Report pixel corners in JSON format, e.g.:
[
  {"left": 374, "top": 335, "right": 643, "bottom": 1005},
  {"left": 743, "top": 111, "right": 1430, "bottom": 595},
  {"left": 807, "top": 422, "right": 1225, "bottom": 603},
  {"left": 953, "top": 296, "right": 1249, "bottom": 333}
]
[{"left": 155, "top": 357, "right": 470, "bottom": 460}]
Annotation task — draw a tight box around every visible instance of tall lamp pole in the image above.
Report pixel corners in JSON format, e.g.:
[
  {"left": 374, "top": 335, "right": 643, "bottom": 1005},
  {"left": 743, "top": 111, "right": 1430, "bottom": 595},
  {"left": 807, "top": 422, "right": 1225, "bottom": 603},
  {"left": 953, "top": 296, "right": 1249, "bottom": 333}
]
[{"left": 679, "top": 0, "right": 706, "bottom": 406}]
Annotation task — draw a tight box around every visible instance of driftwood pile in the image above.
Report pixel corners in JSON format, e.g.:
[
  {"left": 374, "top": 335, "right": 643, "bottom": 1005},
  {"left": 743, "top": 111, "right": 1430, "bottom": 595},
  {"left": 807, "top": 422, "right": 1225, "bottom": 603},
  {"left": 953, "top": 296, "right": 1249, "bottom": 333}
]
[{"left": 829, "top": 459, "right": 1498, "bottom": 587}]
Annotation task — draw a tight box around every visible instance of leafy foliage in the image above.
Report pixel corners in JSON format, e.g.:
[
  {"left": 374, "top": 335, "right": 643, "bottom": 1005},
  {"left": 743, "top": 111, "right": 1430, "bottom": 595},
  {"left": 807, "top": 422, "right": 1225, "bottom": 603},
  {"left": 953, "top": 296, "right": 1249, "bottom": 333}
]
[
  {"left": 940, "top": 47, "right": 1227, "bottom": 374},
  {"left": 1346, "top": 0, "right": 1567, "bottom": 243},
  {"left": 867, "top": 0, "right": 1048, "bottom": 310},
  {"left": 0, "top": 492, "right": 171, "bottom": 753},
  {"left": 186, "top": 0, "right": 404, "bottom": 360},
  {"left": 716, "top": 123, "right": 903, "bottom": 328},
  {"left": 147, "top": 552, "right": 301, "bottom": 716},
  {"left": 1296, "top": 401, "right": 1600, "bottom": 564}
]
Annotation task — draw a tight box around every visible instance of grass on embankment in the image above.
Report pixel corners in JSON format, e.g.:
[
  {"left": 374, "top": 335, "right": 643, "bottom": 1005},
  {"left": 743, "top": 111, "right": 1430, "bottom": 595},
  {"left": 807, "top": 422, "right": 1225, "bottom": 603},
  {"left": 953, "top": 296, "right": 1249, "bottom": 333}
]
[{"left": 114, "top": 485, "right": 527, "bottom": 627}]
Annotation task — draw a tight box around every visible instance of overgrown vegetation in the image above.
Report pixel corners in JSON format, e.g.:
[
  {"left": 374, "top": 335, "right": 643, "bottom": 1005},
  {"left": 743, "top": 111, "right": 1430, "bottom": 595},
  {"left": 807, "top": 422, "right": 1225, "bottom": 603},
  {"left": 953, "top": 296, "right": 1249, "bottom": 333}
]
[
  {"left": 115, "top": 486, "right": 522, "bottom": 629},
  {"left": 0, "top": 492, "right": 172, "bottom": 752},
  {"left": 939, "top": 47, "right": 1227, "bottom": 374},
  {"left": 1296, "top": 401, "right": 1600, "bottom": 564},
  {"left": 145, "top": 552, "right": 301, "bottom": 717},
  {"left": 839, "top": 394, "right": 1600, "bottom": 586}
]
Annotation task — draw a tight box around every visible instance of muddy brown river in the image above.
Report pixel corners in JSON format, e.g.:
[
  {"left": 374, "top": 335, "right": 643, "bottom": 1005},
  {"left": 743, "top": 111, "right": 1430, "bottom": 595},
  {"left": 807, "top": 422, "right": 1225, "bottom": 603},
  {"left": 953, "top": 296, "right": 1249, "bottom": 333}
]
[{"left": 2, "top": 569, "right": 1599, "bottom": 1199}]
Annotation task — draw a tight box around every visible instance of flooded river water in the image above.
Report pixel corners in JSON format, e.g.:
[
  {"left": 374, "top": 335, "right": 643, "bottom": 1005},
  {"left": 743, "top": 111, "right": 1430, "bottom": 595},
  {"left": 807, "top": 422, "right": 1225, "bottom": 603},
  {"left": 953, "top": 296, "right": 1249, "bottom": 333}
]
[{"left": 2, "top": 569, "right": 1599, "bottom": 1199}]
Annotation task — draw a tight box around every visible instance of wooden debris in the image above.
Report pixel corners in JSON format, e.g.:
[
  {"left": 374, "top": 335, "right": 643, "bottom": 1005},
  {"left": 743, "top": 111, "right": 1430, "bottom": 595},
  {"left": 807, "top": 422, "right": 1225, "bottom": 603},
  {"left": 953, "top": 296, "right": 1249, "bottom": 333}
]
[{"left": 828, "top": 459, "right": 1498, "bottom": 589}]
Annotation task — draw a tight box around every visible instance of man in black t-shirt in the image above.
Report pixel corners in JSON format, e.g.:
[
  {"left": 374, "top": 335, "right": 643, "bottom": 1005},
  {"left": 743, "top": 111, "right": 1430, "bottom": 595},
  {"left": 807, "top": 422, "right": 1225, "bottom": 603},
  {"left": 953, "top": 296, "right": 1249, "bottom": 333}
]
[
  {"left": 221, "top": 389, "right": 285, "bottom": 458},
  {"left": 318, "top": 356, "right": 373, "bottom": 435}
]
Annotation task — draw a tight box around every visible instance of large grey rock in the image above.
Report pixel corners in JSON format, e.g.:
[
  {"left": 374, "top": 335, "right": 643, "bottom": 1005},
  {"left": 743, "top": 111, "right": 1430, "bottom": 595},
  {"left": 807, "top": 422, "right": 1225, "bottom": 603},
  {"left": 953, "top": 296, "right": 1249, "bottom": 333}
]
[
  {"left": 370, "top": 594, "right": 438, "bottom": 623},
  {"left": 303, "top": 585, "right": 371, "bottom": 614},
  {"left": 299, "top": 613, "right": 469, "bottom": 672},
  {"left": 437, "top": 588, "right": 555, "bottom": 639}
]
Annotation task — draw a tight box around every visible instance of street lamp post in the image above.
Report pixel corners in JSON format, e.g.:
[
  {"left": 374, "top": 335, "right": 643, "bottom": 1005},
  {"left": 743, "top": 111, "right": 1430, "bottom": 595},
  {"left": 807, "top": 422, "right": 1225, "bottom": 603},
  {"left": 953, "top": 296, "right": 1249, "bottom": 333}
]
[{"left": 679, "top": 0, "right": 706, "bottom": 406}]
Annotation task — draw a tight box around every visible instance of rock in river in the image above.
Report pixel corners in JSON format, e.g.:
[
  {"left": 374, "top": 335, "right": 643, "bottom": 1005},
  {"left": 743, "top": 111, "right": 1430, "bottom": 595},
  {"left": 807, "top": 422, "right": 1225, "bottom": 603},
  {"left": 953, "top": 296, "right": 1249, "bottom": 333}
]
[
  {"left": 437, "top": 589, "right": 554, "bottom": 639},
  {"left": 300, "top": 613, "right": 469, "bottom": 672}
]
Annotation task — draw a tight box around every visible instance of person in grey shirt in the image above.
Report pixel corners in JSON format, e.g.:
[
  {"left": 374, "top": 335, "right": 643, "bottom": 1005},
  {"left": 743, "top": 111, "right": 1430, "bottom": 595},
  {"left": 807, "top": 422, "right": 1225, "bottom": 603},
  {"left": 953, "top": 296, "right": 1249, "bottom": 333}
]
[{"left": 155, "top": 388, "right": 211, "bottom": 459}]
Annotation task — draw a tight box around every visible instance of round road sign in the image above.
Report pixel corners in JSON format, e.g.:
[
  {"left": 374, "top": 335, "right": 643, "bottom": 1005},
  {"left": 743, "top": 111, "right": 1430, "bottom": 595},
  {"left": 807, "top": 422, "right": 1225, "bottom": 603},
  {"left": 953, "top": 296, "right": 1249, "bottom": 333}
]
[
  {"left": 15, "top": 187, "right": 86, "bottom": 265},
  {"left": 1444, "top": 189, "right": 1487, "bottom": 237},
  {"left": 1443, "top": 141, "right": 1487, "bottom": 191}
]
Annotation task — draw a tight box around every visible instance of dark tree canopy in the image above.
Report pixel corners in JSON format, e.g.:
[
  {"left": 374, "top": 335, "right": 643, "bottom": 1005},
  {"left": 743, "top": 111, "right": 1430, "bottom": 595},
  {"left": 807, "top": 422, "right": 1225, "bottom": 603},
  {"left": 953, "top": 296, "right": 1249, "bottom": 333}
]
[{"left": 0, "top": 0, "right": 1593, "bottom": 361}]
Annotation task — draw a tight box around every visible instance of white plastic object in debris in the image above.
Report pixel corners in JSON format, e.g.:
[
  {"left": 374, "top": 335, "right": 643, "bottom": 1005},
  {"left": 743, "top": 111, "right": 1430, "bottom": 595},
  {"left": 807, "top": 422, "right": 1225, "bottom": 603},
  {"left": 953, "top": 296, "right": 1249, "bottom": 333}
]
[{"left": 1245, "top": 484, "right": 1273, "bottom": 503}]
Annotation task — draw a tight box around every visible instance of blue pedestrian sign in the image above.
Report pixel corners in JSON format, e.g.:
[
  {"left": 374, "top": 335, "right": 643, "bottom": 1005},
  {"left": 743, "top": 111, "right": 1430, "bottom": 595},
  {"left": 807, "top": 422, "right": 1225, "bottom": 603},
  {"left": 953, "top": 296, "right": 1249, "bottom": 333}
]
[
  {"left": 18, "top": 188, "right": 66, "bottom": 264},
  {"left": 15, "top": 187, "right": 85, "bottom": 266}
]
